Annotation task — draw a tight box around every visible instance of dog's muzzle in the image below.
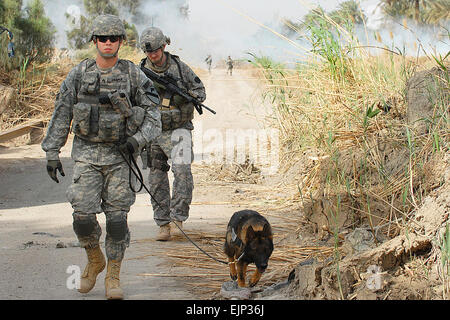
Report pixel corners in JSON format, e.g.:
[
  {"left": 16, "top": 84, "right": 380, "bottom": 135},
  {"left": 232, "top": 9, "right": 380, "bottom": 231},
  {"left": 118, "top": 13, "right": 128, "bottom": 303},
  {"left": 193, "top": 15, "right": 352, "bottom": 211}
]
[{"left": 258, "top": 263, "right": 268, "bottom": 272}]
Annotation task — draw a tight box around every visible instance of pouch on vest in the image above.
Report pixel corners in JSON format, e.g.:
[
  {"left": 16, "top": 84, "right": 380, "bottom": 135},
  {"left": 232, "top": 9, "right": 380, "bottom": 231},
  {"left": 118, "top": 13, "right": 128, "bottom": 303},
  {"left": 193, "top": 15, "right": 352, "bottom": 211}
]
[
  {"left": 171, "top": 108, "right": 182, "bottom": 126},
  {"left": 80, "top": 72, "right": 100, "bottom": 95},
  {"left": 72, "top": 103, "right": 91, "bottom": 137},
  {"left": 180, "top": 102, "right": 194, "bottom": 122},
  {"left": 126, "top": 106, "right": 145, "bottom": 136},
  {"left": 160, "top": 110, "right": 172, "bottom": 131},
  {"left": 97, "top": 111, "right": 123, "bottom": 142}
]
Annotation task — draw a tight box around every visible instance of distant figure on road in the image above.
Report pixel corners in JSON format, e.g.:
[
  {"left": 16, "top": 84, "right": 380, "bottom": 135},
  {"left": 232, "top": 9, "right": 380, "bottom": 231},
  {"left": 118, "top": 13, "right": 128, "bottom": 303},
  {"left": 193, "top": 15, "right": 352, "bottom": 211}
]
[
  {"left": 226, "top": 55, "right": 233, "bottom": 76},
  {"left": 205, "top": 54, "right": 212, "bottom": 74}
]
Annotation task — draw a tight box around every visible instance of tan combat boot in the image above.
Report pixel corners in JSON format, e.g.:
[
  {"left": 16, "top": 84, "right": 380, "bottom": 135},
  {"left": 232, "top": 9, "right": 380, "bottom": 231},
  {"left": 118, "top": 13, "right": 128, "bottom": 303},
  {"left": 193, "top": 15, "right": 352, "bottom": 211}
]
[
  {"left": 78, "top": 245, "right": 106, "bottom": 293},
  {"left": 156, "top": 224, "right": 171, "bottom": 241},
  {"left": 105, "top": 259, "right": 124, "bottom": 300},
  {"left": 171, "top": 220, "right": 183, "bottom": 237}
]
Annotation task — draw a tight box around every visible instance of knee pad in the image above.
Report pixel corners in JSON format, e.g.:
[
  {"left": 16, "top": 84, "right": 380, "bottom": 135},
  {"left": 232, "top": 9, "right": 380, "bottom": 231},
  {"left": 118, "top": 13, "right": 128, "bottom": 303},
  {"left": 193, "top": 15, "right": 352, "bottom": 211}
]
[
  {"left": 73, "top": 216, "right": 96, "bottom": 237},
  {"left": 106, "top": 215, "right": 128, "bottom": 242}
]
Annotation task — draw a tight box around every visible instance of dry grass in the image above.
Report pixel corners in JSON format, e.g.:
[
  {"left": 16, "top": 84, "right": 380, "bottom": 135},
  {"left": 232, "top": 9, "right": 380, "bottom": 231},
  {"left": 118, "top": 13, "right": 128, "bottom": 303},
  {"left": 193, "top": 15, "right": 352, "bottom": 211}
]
[{"left": 0, "top": 57, "right": 74, "bottom": 131}]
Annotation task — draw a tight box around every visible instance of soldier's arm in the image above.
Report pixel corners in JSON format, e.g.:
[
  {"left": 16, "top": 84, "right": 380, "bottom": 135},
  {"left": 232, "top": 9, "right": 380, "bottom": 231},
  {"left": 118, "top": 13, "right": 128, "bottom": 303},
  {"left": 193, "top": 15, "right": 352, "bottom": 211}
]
[
  {"left": 41, "top": 68, "right": 78, "bottom": 161},
  {"left": 182, "top": 63, "right": 206, "bottom": 103},
  {"left": 131, "top": 70, "right": 162, "bottom": 149}
]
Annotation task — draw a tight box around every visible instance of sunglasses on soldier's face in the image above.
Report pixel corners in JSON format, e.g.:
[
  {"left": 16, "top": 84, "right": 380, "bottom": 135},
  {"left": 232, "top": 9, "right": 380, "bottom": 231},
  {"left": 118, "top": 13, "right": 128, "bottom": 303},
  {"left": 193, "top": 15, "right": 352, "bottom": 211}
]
[{"left": 96, "top": 35, "right": 121, "bottom": 43}]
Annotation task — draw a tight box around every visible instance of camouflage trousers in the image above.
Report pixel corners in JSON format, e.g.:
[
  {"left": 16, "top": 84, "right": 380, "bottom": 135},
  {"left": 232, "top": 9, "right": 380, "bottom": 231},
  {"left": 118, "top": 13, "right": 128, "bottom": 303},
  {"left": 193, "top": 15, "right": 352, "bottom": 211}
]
[
  {"left": 148, "top": 128, "right": 194, "bottom": 226},
  {"left": 67, "top": 160, "right": 135, "bottom": 261}
]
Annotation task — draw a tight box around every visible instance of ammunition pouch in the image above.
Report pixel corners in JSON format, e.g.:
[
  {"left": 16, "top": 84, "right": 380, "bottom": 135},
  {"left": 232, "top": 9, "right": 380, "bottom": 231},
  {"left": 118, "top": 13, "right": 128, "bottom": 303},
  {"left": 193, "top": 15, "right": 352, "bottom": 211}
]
[
  {"left": 80, "top": 72, "right": 100, "bottom": 95},
  {"left": 107, "top": 90, "right": 133, "bottom": 118},
  {"left": 180, "top": 102, "right": 195, "bottom": 122},
  {"left": 97, "top": 110, "right": 124, "bottom": 142},
  {"left": 159, "top": 103, "right": 194, "bottom": 131},
  {"left": 72, "top": 103, "right": 91, "bottom": 137},
  {"left": 72, "top": 103, "right": 124, "bottom": 143}
]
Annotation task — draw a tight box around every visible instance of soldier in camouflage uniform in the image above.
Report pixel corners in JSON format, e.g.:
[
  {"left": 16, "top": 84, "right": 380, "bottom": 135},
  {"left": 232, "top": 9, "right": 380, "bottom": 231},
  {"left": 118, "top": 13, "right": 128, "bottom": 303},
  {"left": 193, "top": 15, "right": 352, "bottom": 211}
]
[
  {"left": 205, "top": 54, "right": 212, "bottom": 74},
  {"left": 41, "top": 15, "right": 161, "bottom": 299},
  {"left": 139, "top": 27, "right": 206, "bottom": 241},
  {"left": 226, "top": 56, "right": 233, "bottom": 76}
]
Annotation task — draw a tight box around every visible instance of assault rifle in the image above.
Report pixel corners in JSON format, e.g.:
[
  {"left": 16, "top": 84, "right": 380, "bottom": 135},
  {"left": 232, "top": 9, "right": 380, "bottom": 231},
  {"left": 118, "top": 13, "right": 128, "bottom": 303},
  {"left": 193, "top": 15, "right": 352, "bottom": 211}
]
[{"left": 140, "top": 65, "right": 216, "bottom": 115}]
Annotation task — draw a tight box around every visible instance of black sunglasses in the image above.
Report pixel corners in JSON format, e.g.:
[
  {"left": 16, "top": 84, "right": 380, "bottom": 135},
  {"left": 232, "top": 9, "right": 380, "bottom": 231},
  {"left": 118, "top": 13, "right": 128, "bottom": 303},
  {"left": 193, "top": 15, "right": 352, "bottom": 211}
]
[{"left": 95, "top": 35, "right": 121, "bottom": 43}]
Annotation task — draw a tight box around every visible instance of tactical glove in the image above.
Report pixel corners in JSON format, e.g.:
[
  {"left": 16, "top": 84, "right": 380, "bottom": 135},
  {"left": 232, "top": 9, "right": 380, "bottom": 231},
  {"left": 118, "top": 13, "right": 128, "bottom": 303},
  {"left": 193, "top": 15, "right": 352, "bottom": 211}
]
[
  {"left": 119, "top": 136, "right": 139, "bottom": 155},
  {"left": 46, "top": 160, "right": 65, "bottom": 183}
]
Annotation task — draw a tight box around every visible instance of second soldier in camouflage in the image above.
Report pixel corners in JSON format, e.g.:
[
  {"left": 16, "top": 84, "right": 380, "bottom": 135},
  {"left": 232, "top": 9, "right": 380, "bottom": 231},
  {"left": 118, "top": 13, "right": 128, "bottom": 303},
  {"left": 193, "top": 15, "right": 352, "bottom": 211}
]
[{"left": 139, "top": 27, "right": 206, "bottom": 241}]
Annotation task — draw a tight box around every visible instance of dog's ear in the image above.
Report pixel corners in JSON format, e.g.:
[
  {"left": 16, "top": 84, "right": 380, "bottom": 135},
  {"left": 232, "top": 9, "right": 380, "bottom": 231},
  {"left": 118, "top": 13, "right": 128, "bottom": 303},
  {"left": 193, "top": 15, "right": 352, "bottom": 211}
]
[
  {"left": 262, "top": 223, "right": 272, "bottom": 236},
  {"left": 246, "top": 225, "right": 256, "bottom": 241}
]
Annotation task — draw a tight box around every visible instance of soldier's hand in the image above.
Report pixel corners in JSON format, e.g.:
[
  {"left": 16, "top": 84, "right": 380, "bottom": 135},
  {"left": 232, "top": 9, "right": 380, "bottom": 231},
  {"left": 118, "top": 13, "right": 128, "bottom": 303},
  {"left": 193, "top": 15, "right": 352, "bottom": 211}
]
[
  {"left": 119, "top": 136, "right": 139, "bottom": 155},
  {"left": 46, "top": 160, "right": 65, "bottom": 183}
]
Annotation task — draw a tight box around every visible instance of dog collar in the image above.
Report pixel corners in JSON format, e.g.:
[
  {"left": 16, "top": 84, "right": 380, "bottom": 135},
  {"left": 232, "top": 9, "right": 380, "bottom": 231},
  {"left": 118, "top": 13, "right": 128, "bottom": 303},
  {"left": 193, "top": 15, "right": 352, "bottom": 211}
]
[
  {"left": 228, "top": 251, "right": 245, "bottom": 265},
  {"left": 231, "top": 227, "right": 243, "bottom": 247},
  {"left": 230, "top": 227, "right": 245, "bottom": 263}
]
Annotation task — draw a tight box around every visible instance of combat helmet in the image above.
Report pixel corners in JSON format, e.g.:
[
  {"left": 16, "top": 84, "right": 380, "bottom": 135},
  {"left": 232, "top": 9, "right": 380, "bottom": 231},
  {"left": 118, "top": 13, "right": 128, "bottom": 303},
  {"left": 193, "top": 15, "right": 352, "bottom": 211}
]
[
  {"left": 140, "top": 27, "right": 170, "bottom": 52},
  {"left": 90, "top": 14, "right": 127, "bottom": 41}
]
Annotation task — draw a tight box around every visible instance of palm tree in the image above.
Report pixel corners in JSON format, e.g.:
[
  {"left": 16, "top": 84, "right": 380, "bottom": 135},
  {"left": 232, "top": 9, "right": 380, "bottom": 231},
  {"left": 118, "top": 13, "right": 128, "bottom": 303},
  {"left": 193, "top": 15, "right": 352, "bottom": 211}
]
[
  {"left": 329, "top": 0, "right": 367, "bottom": 25},
  {"left": 380, "top": 0, "right": 449, "bottom": 24},
  {"left": 422, "top": 0, "right": 450, "bottom": 24}
]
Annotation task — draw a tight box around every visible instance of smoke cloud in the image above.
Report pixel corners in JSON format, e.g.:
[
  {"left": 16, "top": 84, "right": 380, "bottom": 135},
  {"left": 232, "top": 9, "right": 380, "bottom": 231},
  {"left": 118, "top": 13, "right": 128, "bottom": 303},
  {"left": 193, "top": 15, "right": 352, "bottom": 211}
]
[{"left": 32, "top": 0, "right": 450, "bottom": 66}]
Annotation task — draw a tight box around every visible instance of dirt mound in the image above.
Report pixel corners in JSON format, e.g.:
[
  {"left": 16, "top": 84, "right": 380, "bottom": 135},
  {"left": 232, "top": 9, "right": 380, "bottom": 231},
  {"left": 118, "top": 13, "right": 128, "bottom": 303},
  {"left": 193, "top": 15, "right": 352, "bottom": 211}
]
[
  {"left": 288, "top": 154, "right": 449, "bottom": 300},
  {"left": 406, "top": 64, "right": 449, "bottom": 134}
]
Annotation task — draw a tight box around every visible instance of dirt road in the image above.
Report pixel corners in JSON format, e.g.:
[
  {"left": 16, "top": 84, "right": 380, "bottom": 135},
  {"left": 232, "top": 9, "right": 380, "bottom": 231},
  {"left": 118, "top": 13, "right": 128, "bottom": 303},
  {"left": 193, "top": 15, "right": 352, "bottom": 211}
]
[{"left": 0, "top": 67, "right": 272, "bottom": 300}]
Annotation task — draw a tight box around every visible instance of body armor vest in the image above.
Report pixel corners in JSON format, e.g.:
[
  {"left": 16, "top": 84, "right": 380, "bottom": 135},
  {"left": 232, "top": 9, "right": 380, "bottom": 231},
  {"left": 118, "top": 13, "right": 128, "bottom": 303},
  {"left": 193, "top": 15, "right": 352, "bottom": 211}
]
[
  {"left": 72, "top": 59, "right": 138, "bottom": 143},
  {"left": 141, "top": 55, "right": 194, "bottom": 131}
]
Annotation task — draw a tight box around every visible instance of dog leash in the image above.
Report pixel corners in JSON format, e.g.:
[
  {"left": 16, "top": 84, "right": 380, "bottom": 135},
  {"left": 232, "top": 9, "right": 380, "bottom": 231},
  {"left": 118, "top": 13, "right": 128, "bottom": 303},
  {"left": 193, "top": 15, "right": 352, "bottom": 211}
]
[{"left": 118, "top": 148, "right": 231, "bottom": 266}]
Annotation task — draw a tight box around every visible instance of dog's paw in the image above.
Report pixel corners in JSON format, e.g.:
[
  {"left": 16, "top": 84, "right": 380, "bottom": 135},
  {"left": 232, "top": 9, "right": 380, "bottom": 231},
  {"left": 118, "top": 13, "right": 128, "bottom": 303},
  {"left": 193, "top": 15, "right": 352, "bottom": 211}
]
[
  {"left": 237, "top": 279, "right": 246, "bottom": 287},
  {"left": 249, "top": 280, "right": 258, "bottom": 287}
]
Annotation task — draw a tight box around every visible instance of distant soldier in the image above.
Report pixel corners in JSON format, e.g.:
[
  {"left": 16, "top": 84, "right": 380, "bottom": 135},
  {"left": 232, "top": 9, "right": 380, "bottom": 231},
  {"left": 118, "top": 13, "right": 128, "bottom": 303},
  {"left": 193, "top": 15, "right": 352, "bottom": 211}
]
[
  {"left": 139, "top": 27, "right": 206, "bottom": 241},
  {"left": 226, "top": 55, "right": 233, "bottom": 76},
  {"left": 41, "top": 14, "right": 161, "bottom": 299},
  {"left": 205, "top": 54, "right": 212, "bottom": 73}
]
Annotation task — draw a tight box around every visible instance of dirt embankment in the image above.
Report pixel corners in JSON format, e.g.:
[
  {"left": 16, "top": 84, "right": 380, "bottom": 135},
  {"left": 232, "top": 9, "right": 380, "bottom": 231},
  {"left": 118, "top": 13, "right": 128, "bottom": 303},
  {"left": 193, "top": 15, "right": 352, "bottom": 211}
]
[{"left": 281, "top": 64, "right": 450, "bottom": 300}]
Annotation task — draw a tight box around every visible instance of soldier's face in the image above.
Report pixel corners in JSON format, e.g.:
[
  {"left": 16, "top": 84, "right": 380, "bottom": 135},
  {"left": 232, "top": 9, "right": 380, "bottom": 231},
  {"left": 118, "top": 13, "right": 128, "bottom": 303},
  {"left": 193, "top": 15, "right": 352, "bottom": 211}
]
[
  {"left": 94, "top": 36, "right": 122, "bottom": 57},
  {"left": 146, "top": 45, "right": 166, "bottom": 65}
]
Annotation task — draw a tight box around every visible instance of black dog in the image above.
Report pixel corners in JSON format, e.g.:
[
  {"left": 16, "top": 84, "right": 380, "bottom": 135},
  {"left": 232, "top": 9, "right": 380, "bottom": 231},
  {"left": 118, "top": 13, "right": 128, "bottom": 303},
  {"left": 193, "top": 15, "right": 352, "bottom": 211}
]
[{"left": 224, "top": 210, "right": 273, "bottom": 287}]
